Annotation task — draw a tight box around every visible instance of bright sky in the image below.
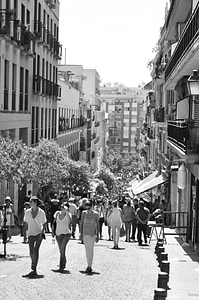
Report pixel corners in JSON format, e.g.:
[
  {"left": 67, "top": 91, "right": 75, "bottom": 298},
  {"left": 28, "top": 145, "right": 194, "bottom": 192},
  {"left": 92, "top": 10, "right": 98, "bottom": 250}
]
[{"left": 59, "top": 0, "right": 168, "bottom": 87}]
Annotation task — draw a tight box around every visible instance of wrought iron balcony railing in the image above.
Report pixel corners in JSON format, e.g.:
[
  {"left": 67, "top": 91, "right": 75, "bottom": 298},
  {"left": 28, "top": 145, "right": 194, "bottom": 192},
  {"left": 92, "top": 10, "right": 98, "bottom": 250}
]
[
  {"left": 167, "top": 120, "right": 199, "bottom": 153},
  {"left": 0, "top": 9, "right": 35, "bottom": 55},
  {"left": 165, "top": 2, "right": 199, "bottom": 81},
  {"left": 33, "top": 75, "right": 61, "bottom": 99}
]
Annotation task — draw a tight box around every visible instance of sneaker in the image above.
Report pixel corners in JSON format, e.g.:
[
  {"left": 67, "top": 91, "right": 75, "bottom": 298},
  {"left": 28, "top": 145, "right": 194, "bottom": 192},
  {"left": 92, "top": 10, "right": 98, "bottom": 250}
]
[
  {"left": 22, "top": 271, "right": 37, "bottom": 278},
  {"left": 85, "top": 266, "right": 92, "bottom": 273}
]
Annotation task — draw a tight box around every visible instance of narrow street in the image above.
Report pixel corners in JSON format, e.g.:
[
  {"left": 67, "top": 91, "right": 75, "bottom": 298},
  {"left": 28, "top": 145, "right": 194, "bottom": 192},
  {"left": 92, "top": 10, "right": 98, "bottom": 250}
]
[{"left": 0, "top": 228, "right": 158, "bottom": 300}]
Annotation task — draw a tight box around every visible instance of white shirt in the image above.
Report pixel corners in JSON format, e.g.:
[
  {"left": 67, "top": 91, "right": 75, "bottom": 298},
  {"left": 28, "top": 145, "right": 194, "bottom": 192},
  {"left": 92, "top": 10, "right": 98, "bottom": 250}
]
[
  {"left": 24, "top": 208, "right": 47, "bottom": 237},
  {"left": 69, "top": 203, "right": 77, "bottom": 216},
  {"left": 54, "top": 211, "right": 71, "bottom": 236}
]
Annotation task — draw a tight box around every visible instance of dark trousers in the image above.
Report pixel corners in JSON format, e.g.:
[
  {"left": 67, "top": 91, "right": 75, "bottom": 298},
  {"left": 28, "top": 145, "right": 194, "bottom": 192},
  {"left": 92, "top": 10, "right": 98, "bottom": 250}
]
[
  {"left": 137, "top": 223, "right": 148, "bottom": 244},
  {"left": 131, "top": 220, "right": 137, "bottom": 240},
  {"left": 56, "top": 233, "right": 71, "bottom": 269},
  {"left": 28, "top": 233, "right": 43, "bottom": 272},
  {"left": 99, "top": 217, "right": 104, "bottom": 237},
  {"left": 71, "top": 215, "right": 77, "bottom": 236}
]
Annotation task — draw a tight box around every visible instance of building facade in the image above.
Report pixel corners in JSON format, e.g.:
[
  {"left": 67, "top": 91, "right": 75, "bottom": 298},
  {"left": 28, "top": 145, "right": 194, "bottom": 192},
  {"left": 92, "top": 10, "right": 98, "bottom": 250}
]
[
  {"left": 100, "top": 83, "right": 148, "bottom": 160},
  {"left": 0, "top": 0, "right": 62, "bottom": 212},
  {"left": 146, "top": 0, "right": 199, "bottom": 254}
]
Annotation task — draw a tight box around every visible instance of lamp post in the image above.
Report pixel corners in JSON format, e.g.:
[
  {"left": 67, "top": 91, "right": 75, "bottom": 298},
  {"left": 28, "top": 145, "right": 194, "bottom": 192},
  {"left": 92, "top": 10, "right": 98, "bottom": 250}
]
[{"left": 187, "top": 69, "right": 199, "bottom": 120}]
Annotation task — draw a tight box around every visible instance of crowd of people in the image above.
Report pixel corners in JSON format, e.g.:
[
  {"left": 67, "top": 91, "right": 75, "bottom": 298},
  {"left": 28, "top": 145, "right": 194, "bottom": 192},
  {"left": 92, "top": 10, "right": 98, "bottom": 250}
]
[{"left": 0, "top": 192, "right": 162, "bottom": 277}]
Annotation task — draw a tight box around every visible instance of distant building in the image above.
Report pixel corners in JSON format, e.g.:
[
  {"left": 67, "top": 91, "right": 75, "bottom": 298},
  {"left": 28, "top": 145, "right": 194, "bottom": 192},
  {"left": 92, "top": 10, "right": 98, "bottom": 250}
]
[{"left": 100, "top": 83, "right": 148, "bottom": 159}]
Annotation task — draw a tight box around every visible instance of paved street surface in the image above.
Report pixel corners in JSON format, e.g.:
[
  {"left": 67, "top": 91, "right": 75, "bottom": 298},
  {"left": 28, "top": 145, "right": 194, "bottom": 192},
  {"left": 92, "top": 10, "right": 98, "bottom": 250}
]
[
  {"left": 0, "top": 228, "right": 158, "bottom": 300},
  {"left": 1, "top": 228, "right": 199, "bottom": 300}
]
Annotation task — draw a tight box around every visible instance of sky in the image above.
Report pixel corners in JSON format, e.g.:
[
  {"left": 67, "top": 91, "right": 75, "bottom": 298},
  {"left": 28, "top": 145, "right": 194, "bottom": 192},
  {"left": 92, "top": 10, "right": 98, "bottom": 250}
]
[{"left": 59, "top": 0, "right": 168, "bottom": 87}]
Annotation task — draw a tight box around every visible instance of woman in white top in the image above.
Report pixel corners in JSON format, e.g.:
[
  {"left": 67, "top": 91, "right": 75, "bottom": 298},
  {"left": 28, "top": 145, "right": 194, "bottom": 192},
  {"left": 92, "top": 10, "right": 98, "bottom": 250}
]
[
  {"left": 52, "top": 203, "right": 72, "bottom": 271},
  {"left": 107, "top": 200, "right": 123, "bottom": 249},
  {"left": 23, "top": 196, "right": 47, "bottom": 278}
]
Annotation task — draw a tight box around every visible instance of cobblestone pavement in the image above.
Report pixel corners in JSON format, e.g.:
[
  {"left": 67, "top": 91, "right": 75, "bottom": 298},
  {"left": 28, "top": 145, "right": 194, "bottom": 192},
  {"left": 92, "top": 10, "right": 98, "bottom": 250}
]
[{"left": 0, "top": 228, "right": 159, "bottom": 300}]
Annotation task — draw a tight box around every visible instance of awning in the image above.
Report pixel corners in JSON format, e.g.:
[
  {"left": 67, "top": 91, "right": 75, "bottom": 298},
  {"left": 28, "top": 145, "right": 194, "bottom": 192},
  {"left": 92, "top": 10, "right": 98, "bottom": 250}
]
[
  {"left": 133, "top": 174, "right": 167, "bottom": 195},
  {"left": 127, "top": 178, "right": 140, "bottom": 191},
  {"left": 130, "top": 171, "right": 158, "bottom": 193}
]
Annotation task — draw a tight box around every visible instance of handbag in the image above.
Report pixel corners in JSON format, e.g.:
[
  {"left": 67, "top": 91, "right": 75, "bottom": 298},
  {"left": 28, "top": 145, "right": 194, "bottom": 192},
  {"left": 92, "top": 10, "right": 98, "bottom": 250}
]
[{"left": 120, "top": 224, "right": 126, "bottom": 237}]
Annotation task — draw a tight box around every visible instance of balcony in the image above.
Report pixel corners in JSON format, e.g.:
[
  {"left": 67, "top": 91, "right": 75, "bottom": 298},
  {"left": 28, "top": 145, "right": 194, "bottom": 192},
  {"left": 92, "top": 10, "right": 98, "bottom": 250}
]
[
  {"left": 154, "top": 107, "right": 165, "bottom": 122},
  {"left": 165, "top": 2, "right": 199, "bottom": 89},
  {"left": 45, "top": 0, "right": 56, "bottom": 9},
  {"left": 0, "top": 10, "right": 35, "bottom": 55},
  {"left": 33, "top": 75, "right": 61, "bottom": 99},
  {"left": 167, "top": 120, "right": 199, "bottom": 160}
]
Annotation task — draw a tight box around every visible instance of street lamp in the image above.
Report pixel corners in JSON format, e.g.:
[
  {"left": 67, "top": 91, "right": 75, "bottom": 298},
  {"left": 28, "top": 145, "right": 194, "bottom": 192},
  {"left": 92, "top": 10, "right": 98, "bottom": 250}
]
[
  {"left": 186, "top": 70, "right": 199, "bottom": 122},
  {"left": 187, "top": 70, "right": 199, "bottom": 95}
]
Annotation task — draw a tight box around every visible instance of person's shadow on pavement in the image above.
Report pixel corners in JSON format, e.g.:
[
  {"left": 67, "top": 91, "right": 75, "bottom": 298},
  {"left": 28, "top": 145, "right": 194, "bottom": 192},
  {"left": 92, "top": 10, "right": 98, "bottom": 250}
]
[
  {"left": 27, "top": 274, "right": 44, "bottom": 279},
  {"left": 79, "top": 270, "right": 100, "bottom": 276},
  {"left": 51, "top": 269, "right": 71, "bottom": 274}
]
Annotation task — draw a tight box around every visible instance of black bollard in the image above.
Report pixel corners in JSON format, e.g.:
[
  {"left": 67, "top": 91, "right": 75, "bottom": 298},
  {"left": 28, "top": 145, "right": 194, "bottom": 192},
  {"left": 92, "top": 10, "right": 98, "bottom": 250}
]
[
  {"left": 157, "top": 246, "right": 165, "bottom": 262},
  {"left": 159, "top": 253, "right": 168, "bottom": 268},
  {"left": 157, "top": 272, "right": 169, "bottom": 290},
  {"left": 154, "top": 288, "right": 167, "bottom": 300},
  {"left": 161, "top": 261, "right": 170, "bottom": 274},
  {"left": 155, "top": 241, "right": 164, "bottom": 255}
]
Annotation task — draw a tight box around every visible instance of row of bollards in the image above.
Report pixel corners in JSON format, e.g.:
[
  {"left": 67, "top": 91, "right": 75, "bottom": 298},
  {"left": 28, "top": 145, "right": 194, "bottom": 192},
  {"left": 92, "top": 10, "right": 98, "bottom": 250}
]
[{"left": 154, "top": 239, "right": 170, "bottom": 300}]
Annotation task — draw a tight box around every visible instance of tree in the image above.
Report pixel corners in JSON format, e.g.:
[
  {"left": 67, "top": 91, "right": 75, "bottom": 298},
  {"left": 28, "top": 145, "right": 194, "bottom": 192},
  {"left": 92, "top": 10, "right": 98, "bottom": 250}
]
[
  {"left": 22, "top": 139, "right": 69, "bottom": 201},
  {"left": 95, "top": 180, "right": 108, "bottom": 195},
  {"left": 102, "top": 149, "right": 123, "bottom": 174},
  {"left": 0, "top": 136, "right": 28, "bottom": 185},
  {"left": 64, "top": 160, "right": 91, "bottom": 196},
  {"left": 94, "top": 166, "right": 116, "bottom": 191}
]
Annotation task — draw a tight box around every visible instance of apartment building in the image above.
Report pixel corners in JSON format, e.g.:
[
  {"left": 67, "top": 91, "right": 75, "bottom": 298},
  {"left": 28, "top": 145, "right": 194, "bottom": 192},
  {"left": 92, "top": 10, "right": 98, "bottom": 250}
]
[
  {"left": 147, "top": 0, "right": 199, "bottom": 253},
  {"left": 0, "top": 0, "right": 61, "bottom": 211},
  {"left": 100, "top": 83, "right": 147, "bottom": 159}
]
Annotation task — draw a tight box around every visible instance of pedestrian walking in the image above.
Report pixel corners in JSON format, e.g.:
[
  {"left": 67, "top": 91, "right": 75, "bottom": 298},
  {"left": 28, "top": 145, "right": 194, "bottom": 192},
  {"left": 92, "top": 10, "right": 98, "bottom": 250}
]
[
  {"left": 52, "top": 203, "right": 72, "bottom": 271},
  {"left": 22, "top": 196, "right": 47, "bottom": 278},
  {"left": 68, "top": 197, "right": 78, "bottom": 238},
  {"left": 49, "top": 194, "right": 60, "bottom": 229},
  {"left": 107, "top": 200, "right": 123, "bottom": 249},
  {"left": 122, "top": 199, "right": 135, "bottom": 242},
  {"left": 105, "top": 201, "right": 112, "bottom": 240},
  {"left": 131, "top": 198, "right": 139, "bottom": 241},
  {"left": 80, "top": 200, "right": 99, "bottom": 274},
  {"left": 3, "top": 196, "right": 15, "bottom": 241},
  {"left": 77, "top": 198, "right": 88, "bottom": 241},
  {"left": 135, "top": 199, "right": 150, "bottom": 246},
  {"left": 22, "top": 202, "right": 30, "bottom": 243},
  {"left": 94, "top": 199, "right": 105, "bottom": 239}
]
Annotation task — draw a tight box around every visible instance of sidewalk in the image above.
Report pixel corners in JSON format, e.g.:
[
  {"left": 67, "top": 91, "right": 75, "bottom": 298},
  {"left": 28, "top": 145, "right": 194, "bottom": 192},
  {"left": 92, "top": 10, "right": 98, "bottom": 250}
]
[{"left": 163, "top": 233, "right": 199, "bottom": 300}]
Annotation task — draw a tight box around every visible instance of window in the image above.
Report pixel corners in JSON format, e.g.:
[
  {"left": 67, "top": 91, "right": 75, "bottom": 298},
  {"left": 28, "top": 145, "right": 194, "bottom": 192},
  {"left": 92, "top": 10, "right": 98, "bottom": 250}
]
[
  {"left": 19, "top": 128, "right": 28, "bottom": 145},
  {"left": 36, "top": 107, "right": 39, "bottom": 143},
  {"left": 12, "top": 63, "right": 16, "bottom": 111},
  {"left": 48, "top": 109, "right": 51, "bottom": 138},
  {"left": 31, "top": 106, "right": 35, "bottom": 145},
  {"left": 19, "top": 67, "right": 24, "bottom": 111},
  {"left": 45, "top": 108, "right": 47, "bottom": 138},
  {"left": 41, "top": 108, "right": 44, "bottom": 138},
  {"left": 25, "top": 69, "right": 29, "bottom": 111},
  {"left": 4, "top": 60, "right": 9, "bottom": 110},
  {"left": 21, "top": 4, "right": 25, "bottom": 25}
]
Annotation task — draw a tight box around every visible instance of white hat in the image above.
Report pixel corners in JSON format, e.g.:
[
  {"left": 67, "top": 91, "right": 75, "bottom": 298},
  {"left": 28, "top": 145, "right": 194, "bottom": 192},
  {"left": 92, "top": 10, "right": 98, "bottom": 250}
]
[{"left": 5, "top": 196, "right": 11, "bottom": 201}]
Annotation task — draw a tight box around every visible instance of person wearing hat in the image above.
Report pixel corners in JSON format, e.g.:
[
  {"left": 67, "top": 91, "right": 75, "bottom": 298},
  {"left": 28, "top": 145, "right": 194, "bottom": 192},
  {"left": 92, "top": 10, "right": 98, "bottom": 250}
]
[
  {"left": 135, "top": 199, "right": 150, "bottom": 246},
  {"left": 52, "top": 203, "right": 72, "bottom": 271},
  {"left": 3, "top": 196, "right": 15, "bottom": 241},
  {"left": 22, "top": 196, "right": 47, "bottom": 278}
]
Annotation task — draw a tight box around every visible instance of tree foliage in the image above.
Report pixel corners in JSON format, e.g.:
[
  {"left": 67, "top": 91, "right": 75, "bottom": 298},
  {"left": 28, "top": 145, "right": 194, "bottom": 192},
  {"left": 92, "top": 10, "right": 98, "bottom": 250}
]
[
  {"left": 0, "top": 136, "right": 27, "bottom": 184},
  {"left": 94, "top": 166, "right": 116, "bottom": 191},
  {"left": 102, "top": 149, "right": 123, "bottom": 174}
]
